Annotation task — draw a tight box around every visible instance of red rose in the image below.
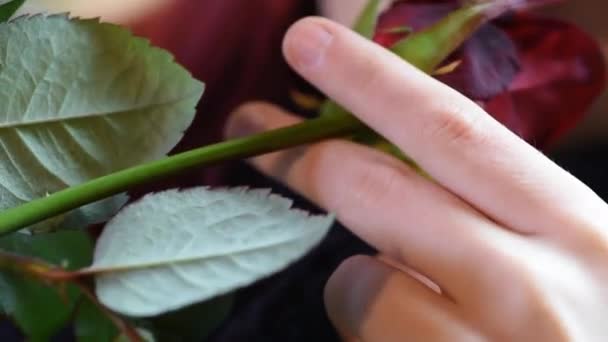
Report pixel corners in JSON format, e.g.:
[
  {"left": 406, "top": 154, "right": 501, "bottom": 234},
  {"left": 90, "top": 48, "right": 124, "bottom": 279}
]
[{"left": 374, "top": 0, "right": 606, "bottom": 148}]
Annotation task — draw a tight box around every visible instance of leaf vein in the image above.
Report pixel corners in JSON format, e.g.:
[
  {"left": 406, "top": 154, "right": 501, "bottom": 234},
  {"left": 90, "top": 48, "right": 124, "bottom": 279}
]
[
  {"left": 0, "top": 90, "right": 200, "bottom": 129},
  {"left": 90, "top": 228, "right": 322, "bottom": 273}
]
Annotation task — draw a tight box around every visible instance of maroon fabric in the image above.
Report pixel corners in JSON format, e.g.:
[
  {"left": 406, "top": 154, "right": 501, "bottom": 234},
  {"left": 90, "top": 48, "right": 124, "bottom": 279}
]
[{"left": 129, "top": 0, "right": 315, "bottom": 188}]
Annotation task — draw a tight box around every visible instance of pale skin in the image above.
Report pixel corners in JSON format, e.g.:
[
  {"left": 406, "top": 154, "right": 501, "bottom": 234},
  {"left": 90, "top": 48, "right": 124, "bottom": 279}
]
[{"left": 225, "top": 17, "right": 608, "bottom": 341}]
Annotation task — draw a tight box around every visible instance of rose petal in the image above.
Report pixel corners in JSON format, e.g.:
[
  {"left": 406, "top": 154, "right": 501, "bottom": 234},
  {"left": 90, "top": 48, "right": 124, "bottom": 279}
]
[
  {"left": 437, "top": 24, "right": 520, "bottom": 99},
  {"left": 374, "top": 0, "right": 521, "bottom": 99},
  {"left": 485, "top": 14, "right": 606, "bottom": 148}
]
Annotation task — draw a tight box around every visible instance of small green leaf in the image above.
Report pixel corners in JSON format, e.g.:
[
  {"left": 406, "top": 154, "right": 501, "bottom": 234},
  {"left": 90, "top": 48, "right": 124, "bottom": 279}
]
[
  {"left": 0, "top": 230, "right": 93, "bottom": 340},
  {"left": 381, "top": 26, "right": 413, "bottom": 35},
  {"left": 353, "top": 0, "right": 381, "bottom": 39},
  {"left": 88, "top": 187, "right": 333, "bottom": 317},
  {"left": 116, "top": 328, "right": 155, "bottom": 342},
  {"left": 74, "top": 297, "right": 119, "bottom": 342},
  {"left": 151, "top": 295, "right": 234, "bottom": 342},
  {"left": 390, "top": 4, "right": 497, "bottom": 73},
  {"left": 0, "top": 15, "right": 204, "bottom": 231},
  {"left": 0, "top": 0, "right": 25, "bottom": 22}
]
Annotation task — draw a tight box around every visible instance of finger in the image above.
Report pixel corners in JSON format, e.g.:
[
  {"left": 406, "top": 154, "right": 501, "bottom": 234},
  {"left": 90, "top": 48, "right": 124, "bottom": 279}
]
[
  {"left": 325, "top": 255, "right": 482, "bottom": 342},
  {"left": 225, "top": 102, "right": 516, "bottom": 301},
  {"left": 280, "top": 17, "right": 608, "bottom": 237},
  {"left": 378, "top": 254, "right": 442, "bottom": 295}
]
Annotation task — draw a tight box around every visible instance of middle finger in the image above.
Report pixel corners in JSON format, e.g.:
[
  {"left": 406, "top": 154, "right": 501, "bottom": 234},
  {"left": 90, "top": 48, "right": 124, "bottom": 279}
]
[{"left": 226, "top": 102, "right": 518, "bottom": 300}]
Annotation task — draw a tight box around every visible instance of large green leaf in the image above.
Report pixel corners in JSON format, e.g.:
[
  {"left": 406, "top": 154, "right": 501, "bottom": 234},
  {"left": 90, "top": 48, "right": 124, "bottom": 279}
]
[
  {"left": 0, "top": 15, "right": 204, "bottom": 231},
  {"left": 151, "top": 294, "right": 234, "bottom": 342},
  {"left": 75, "top": 297, "right": 159, "bottom": 342},
  {"left": 116, "top": 328, "right": 155, "bottom": 342},
  {"left": 0, "top": 230, "right": 93, "bottom": 340},
  {"left": 88, "top": 187, "right": 333, "bottom": 317},
  {"left": 0, "top": 0, "right": 25, "bottom": 22},
  {"left": 74, "top": 296, "right": 119, "bottom": 342}
]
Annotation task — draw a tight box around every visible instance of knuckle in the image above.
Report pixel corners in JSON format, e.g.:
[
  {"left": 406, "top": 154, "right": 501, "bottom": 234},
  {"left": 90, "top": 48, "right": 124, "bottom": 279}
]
[
  {"left": 476, "top": 247, "right": 573, "bottom": 341},
  {"left": 507, "top": 269, "right": 544, "bottom": 313},
  {"left": 471, "top": 242, "right": 539, "bottom": 312},
  {"left": 567, "top": 222, "right": 608, "bottom": 265},
  {"left": 547, "top": 204, "right": 608, "bottom": 265},
  {"left": 299, "top": 141, "right": 376, "bottom": 213},
  {"left": 424, "top": 100, "right": 488, "bottom": 147},
  {"left": 334, "top": 158, "right": 408, "bottom": 218},
  {"left": 295, "top": 141, "right": 340, "bottom": 197},
  {"left": 478, "top": 267, "right": 537, "bottom": 336}
]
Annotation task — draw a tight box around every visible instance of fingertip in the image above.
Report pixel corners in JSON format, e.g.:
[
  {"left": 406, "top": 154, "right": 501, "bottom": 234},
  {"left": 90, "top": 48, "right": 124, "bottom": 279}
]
[
  {"left": 282, "top": 16, "right": 336, "bottom": 71},
  {"left": 324, "top": 255, "right": 390, "bottom": 336},
  {"left": 224, "top": 102, "right": 270, "bottom": 139}
]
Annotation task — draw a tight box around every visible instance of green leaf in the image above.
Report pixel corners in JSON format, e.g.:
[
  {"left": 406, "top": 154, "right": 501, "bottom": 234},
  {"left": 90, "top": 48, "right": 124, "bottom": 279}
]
[
  {"left": 0, "top": 15, "right": 204, "bottom": 231},
  {"left": 0, "top": 0, "right": 25, "bottom": 22},
  {"left": 151, "top": 294, "right": 234, "bottom": 342},
  {"left": 116, "top": 328, "right": 155, "bottom": 342},
  {"left": 319, "top": 99, "right": 351, "bottom": 118},
  {"left": 88, "top": 187, "right": 333, "bottom": 317},
  {"left": 381, "top": 26, "right": 413, "bottom": 35},
  {"left": 74, "top": 296, "right": 119, "bottom": 342},
  {"left": 0, "top": 230, "right": 93, "bottom": 340},
  {"left": 389, "top": 4, "right": 496, "bottom": 73},
  {"left": 353, "top": 0, "right": 381, "bottom": 39}
]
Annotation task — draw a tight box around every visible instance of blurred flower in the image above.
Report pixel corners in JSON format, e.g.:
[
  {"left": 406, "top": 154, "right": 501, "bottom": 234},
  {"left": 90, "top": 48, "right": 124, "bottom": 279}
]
[{"left": 374, "top": 0, "right": 607, "bottom": 148}]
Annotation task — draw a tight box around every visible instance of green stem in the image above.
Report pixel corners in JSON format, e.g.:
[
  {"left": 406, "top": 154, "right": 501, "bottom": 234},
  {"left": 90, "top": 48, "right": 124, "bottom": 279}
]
[{"left": 0, "top": 113, "right": 365, "bottom": 235}]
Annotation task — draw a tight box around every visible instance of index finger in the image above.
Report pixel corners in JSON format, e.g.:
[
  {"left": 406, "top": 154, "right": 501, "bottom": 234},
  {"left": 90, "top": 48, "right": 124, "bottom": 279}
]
[{"left": 282, "top": 17, "right": 608, "bottom": 236}]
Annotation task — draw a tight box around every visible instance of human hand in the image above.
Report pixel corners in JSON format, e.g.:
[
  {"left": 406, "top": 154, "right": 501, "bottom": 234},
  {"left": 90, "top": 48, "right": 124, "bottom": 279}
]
[{"left": 225, "top": 17, "right": 608, "bottom": 341}]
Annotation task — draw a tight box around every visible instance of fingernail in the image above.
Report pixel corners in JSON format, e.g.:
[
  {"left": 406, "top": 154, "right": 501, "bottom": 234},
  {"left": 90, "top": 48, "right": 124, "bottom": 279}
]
[
  {"left": 285, "top": 20, "right": 333, "bottom": 69},
  {"left": 225, "top": 106, "right": 264, "bottom": 139}
]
